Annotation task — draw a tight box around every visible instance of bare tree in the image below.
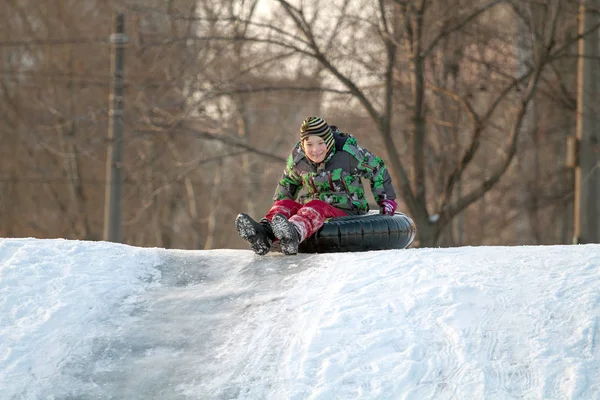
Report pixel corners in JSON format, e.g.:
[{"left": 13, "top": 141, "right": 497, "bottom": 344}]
[
  {"left": 217, "top": 0, "right": 585, "bottom": 246},
  {"left": 0, "top": 0, "right": 591, "bottom": 250}
]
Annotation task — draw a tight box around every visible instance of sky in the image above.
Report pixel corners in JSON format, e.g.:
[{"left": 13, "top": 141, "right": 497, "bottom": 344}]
[{"left": 1, "top": 238, "right": 600, "bottom": 399}]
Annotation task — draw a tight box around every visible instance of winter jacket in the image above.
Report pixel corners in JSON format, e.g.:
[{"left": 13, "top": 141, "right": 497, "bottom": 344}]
[{"left": 273, "top": 131, "right": 396, "bottom": 215}]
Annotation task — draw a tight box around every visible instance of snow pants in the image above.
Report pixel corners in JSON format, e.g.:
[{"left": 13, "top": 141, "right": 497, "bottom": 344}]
[{"left": 264, "top": 199, "right": 348, "bottom": 242}]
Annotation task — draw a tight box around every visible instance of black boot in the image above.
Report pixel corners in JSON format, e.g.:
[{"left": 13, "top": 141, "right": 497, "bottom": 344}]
[
  {"left": 235, "top": 213, "right": 274, "bottom": 255},
  {"left": 270, "top": 214, "right": 301, "bottom": 255}
]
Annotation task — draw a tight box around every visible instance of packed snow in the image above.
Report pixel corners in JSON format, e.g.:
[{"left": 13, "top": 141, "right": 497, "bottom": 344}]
[{"left": 1, "top": 237, "right": 599, "bottom": 399}]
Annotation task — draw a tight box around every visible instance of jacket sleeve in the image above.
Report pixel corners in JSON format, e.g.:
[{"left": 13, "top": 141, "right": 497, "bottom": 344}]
[
  {"left": 273, "top": 152, "right": 303, "bottom": 201},
  {"left": 355, "top": 147, "right": 396, "bottom": 203}
]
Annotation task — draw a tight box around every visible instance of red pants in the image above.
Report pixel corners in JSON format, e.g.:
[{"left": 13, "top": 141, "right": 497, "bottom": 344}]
[{"left": 265, "top": 199, "right": 348, "bottom": 242}]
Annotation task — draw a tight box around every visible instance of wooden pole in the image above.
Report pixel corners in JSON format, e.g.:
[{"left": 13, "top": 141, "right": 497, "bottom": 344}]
[
  {"left": 574, "top": 0, "right": 600, "bottom": 244},
  {"left": 103, "top": 13, "right": 127, "bottom": 242}
]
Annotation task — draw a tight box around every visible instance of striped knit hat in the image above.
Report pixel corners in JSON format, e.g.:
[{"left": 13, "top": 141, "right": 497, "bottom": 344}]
[{"left": 300, "top": 116, "right": 334, "bottom": 154}]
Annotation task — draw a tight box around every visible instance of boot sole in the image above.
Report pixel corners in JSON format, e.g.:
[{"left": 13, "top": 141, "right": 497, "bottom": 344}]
[
  {"left": 235, "top": 214, "right": 271, "bottom": 255},
  {"left": 270, "top": 214, "right": 299, "bottom": 255}
]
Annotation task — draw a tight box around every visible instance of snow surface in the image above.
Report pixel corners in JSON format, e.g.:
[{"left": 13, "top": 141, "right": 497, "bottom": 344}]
[{"left": 1, "top": 238, "right": 600, "bottom": 399}]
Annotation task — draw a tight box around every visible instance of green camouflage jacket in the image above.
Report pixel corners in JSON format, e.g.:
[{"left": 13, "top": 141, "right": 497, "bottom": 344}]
[{"left": 274, "top": 131, "right": 396, "bottom": 215}]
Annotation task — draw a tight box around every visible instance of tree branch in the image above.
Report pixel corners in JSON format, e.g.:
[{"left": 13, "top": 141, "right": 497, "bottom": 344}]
[
  {"left": 423, "top": 0, "right": 504, "bottom": 58},
  {"left": 442, "top": 0, "right": 560, "bottom": 222}
]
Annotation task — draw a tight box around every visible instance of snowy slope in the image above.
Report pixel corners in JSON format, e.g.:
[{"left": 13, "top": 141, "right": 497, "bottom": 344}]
[{"left": 1, "top": 238, "right": 599, "bottom": 399}]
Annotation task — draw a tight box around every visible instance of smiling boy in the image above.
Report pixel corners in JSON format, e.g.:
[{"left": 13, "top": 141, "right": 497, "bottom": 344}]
[{"left": 236, "top": 116, "right": 397, "bottom": 255}]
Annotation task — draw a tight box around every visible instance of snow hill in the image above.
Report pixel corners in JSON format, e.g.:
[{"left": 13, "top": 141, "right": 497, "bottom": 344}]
[{"left": 1, "top": 238, "right": 599, "bottom": 399}]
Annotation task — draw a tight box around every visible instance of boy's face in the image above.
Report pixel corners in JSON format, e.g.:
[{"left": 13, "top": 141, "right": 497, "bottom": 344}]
[{"left": 303, "top": 136, "right": 328, "bottom": 163}]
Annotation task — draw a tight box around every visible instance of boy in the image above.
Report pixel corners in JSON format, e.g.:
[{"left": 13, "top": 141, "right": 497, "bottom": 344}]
[{"left": 236, "top": 116, "right": 397, "bottom": 255}]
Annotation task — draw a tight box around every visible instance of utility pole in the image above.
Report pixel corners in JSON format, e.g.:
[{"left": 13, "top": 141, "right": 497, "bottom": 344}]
[
  {"left": 573, "top": 0, "right": 600, "bottom": 244},
  {"left": 103, "top": 13, "right": 127, "bottom": 242}
]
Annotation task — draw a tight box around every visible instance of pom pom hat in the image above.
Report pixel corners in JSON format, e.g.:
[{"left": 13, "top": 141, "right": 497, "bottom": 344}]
[{"left": 300, "top": 116, "right": 335, "bottom": 155}]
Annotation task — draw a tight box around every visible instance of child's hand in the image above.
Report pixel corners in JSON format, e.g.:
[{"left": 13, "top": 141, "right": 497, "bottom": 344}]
[{"left": 378, "top": 199, "right": 397, "bottom": 216}]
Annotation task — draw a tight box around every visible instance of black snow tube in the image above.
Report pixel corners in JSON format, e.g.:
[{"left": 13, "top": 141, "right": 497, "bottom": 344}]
[{"left": 298, "top": 211, "right": 417, "bottom": 253}]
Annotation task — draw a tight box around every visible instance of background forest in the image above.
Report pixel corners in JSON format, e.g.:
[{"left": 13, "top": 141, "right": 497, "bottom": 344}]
[{"left": 1, "top": 0, "right": 598, "bottom": 249}]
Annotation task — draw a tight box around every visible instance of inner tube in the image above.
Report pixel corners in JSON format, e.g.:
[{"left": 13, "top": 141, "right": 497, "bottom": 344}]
[{"left": 297, "top": 211, "right": 416, "bottom": 253}]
